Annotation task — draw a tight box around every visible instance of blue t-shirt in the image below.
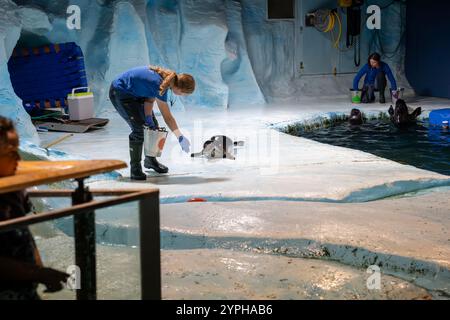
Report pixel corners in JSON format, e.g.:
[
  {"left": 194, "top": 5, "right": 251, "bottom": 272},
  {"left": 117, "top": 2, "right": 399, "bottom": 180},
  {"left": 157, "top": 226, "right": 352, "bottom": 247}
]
[
  {"left": 112, "top": 66, "right": 168, "bottom": 102},
  {"left": 353, "top": 62, "right": 397, "bottom": 90}
]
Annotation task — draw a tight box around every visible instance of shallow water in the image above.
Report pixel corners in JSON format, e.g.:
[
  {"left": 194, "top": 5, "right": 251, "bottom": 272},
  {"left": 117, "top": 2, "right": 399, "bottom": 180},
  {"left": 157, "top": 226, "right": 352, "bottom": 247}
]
[{"left": 298, "top": 120, "right": 450, "bottom": 176}]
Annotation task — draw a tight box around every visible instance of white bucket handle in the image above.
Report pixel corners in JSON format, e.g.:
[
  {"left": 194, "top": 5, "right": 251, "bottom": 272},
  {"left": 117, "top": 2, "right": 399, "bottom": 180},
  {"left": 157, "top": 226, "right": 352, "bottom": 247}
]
[{"left": 71, "top": 87, "right": 90, "bottom": 95}]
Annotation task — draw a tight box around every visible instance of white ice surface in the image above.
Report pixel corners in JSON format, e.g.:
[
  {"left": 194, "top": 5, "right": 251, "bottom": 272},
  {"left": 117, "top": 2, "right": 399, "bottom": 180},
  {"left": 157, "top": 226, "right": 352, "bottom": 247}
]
[
  {"left": 39, "top": 96, "right": 450, "bottom": 203},
  {"left": 35, "top": 96, "right": 450, "bottom": 298}
]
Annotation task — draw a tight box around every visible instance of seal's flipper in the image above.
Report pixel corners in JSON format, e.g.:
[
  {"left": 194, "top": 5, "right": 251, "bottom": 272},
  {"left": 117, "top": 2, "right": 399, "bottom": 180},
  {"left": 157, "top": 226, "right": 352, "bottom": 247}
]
[{"left": 191, "top": 152, "right": 204, "bottom": 158}]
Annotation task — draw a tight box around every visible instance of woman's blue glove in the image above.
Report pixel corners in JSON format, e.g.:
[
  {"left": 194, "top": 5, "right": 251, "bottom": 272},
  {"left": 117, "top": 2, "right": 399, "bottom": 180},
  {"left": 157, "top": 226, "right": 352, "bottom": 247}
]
[
  {"left": 178, "top": 135, "right": 190, "bottom": 153},
  {"left": 145, "top": 115, "right": 156, "bottom": 129}
]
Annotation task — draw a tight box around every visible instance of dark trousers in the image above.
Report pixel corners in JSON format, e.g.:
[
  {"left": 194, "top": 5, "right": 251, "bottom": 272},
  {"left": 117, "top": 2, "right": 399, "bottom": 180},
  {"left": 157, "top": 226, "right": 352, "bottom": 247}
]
[
  {"left": 109, "top": 84, "right": 158, "bottom": 143},
  {"left": 361, "top": 72, "right": 387, "bottom": 103}
]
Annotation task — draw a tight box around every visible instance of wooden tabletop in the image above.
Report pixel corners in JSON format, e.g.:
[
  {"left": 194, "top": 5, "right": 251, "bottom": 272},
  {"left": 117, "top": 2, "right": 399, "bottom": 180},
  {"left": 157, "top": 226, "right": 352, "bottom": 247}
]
[{"left": 0, "top": 160, "right": 127, "bottom": 194}]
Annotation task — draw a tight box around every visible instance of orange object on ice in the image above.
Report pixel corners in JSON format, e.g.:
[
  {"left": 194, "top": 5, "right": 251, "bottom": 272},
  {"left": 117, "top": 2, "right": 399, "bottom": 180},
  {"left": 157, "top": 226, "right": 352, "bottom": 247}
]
[{"left": 187, "top": 198, "right": 207, "bottom": 202}]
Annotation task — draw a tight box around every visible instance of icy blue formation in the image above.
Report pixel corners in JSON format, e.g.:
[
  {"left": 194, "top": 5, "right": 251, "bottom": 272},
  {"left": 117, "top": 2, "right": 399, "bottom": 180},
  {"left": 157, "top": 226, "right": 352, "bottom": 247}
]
[
  {"left": 0, "top": 0, "right": 407, "bottom": 146},
  {"left": 0, "top": 0, "right": 39, "bottom": 143}
]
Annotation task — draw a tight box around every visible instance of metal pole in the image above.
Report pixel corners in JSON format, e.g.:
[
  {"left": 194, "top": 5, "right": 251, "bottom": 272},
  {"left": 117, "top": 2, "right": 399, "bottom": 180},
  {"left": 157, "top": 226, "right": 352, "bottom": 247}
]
[
  {"left": 72, "top": 178, "right": 96, "bottom": 300},
  {"left": 139, "top": 191, "right": 161, "bottom": 300}
]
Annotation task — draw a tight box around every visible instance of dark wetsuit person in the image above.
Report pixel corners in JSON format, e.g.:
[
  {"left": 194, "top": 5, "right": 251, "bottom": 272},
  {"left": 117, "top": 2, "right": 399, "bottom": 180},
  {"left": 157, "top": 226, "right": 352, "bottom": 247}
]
[
  {"left": 353, "top": 52, "right": 397, "bottom": 104},
  {"left": 109, "top": 66, "right": 195, "bottom": 180},
  {"left": 0, "top": 116, "right": 68, "bottom": 300}
]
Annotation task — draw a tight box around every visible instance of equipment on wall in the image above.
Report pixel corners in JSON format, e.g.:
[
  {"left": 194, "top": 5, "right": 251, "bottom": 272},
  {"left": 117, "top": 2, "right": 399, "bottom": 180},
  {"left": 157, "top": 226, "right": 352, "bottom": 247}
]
[
  {"left": 305, "top": 0, "right": 364, "bottom": 68},
  {"left": 305, "top": 8, "right": 342, "bottom": 50},
  {"left": 305, "top": 5, "right": 348, "bottom": 74},
  {"left": 344, "top": 0, "right": 364, "bottom": 67}
]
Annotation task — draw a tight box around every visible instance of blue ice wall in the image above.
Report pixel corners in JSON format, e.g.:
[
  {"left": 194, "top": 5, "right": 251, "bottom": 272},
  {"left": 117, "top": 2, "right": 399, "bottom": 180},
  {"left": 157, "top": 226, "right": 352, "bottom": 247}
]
[
  {"left": 1, "top": 0, "right": 407, "bottom": 143},
  {"left": 0, "top": 0, "right": 45, "bottom": 143},
  {"left": 405, "top": 0, "right": 450, "bottom": 99}
]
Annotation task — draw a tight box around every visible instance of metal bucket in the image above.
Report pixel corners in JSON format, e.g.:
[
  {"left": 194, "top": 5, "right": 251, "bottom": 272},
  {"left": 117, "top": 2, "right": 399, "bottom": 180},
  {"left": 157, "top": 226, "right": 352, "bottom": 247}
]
[
  {"left": 350, "top": 89, "right": 361, "bottom": 104},
  {"left": 143, "top": 126, "right": 168, "bottom": 157},
  {"left": 391, "top": 88, "right": 404, "bottom": 105}
]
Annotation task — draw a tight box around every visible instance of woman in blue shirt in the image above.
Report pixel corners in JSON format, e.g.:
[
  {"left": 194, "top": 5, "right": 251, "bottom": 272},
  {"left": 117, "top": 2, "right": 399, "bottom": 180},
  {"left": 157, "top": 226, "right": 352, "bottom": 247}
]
[
  {"left": 109, "top": 66, "right": 195, "bottom": 180},
  {"left": 353, "top": 52, "right": 397, "bottom": 104}
]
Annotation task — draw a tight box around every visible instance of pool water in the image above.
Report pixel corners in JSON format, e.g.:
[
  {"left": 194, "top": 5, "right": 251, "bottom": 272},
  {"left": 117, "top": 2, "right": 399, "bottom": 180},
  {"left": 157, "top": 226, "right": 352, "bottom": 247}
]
[{"left": 298, "top": 120, "right": 450, "bottom": 176}]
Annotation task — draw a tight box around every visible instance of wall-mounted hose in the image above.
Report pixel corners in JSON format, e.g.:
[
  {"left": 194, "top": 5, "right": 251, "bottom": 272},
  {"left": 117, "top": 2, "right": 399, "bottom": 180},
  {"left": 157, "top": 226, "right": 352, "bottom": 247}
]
[{"left": 312, "top": 9, "right": 342, "bottom": 49}]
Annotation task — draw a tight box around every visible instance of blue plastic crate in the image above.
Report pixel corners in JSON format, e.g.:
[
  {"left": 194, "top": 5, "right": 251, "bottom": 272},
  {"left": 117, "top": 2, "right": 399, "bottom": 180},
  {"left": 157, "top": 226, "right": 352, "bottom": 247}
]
[{"left": 7, "top": 42, "right": 88, "bottom": 114}]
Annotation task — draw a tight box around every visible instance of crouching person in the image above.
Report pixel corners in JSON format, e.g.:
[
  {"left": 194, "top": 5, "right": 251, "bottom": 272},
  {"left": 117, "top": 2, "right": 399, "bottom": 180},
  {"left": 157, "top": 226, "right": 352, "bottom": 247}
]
[
  {"left": 353, "top": 52, "right": 397, "bottom": 104},
  {"left": 0, "top": 116, "right": 69, "bottom": 300}
]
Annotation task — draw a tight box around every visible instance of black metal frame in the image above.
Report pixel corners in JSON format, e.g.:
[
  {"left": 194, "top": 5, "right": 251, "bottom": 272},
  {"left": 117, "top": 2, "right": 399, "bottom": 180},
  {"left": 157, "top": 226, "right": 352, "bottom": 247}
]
[{"left": 0, "top": 178, "right": 160, "bottom": 300}]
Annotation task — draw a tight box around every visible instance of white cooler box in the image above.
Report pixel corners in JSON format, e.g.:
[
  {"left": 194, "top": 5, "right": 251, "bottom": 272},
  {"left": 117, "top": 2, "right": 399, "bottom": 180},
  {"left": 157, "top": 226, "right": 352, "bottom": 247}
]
[{"left": 67, "top": 87, "right": 94, "bottom": 120}]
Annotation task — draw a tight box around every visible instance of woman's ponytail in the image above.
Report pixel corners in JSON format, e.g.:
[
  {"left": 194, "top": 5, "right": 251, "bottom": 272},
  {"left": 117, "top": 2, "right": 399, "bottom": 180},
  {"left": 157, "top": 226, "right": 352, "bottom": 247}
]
[
  {"left": 159, "top": 72, "right": 177, "bottom": 96},
  {"left": 149, "top": 65, "right": 177, "bottom": 96},
  {"left": 149, "top": 65, "right": 195, "bottom": 96}
]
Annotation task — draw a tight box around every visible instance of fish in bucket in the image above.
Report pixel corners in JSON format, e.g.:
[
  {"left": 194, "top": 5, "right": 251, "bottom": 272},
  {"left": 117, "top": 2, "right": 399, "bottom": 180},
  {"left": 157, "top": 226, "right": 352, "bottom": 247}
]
[{"left": 143, "top": 126, "right": 168, "bottom": 157}]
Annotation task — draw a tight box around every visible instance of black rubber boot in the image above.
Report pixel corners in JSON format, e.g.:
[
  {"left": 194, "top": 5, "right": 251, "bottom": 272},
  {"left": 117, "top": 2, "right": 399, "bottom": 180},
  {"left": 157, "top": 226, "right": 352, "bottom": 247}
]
[
  {"left": 129, "top": 140, "right": 146, "bottom": 180},
  {"left": 361, "top": 86, "right": 369, "bottom": 103},
  {"left": 367, "top": 85, "right": 375, "bottom": 103},
  {"left": 144, "top": 156, "right": 169, "bottom": 174},
  {"left": 361, "top": 85, "right": 375, "bottom": 103},
  {"left": 376, "top": 71, "right": 387, "bottom": 103},
  {"left": 379, "top": 90, "right": 386, "bottom": 104}
]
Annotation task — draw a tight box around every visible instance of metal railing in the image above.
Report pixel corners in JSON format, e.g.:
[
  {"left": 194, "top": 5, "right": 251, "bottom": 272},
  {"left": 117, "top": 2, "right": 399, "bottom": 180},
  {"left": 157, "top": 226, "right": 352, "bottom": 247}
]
[{"left": 0, "top": 178, "right": 160, "bottom": 300}]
